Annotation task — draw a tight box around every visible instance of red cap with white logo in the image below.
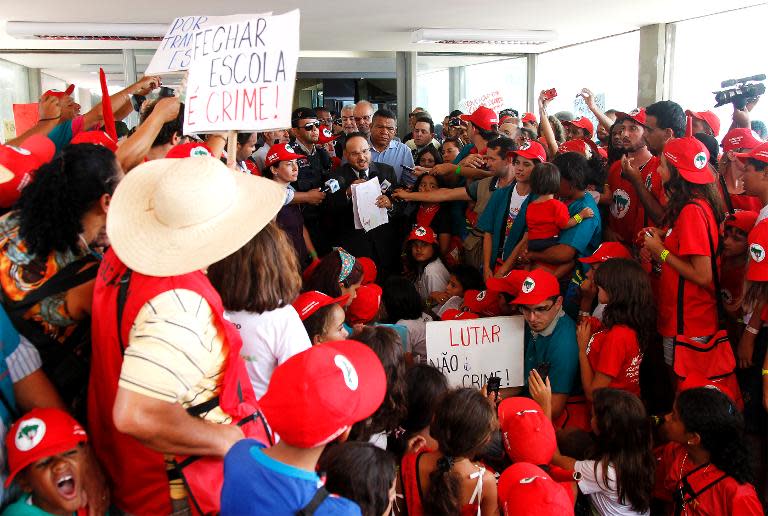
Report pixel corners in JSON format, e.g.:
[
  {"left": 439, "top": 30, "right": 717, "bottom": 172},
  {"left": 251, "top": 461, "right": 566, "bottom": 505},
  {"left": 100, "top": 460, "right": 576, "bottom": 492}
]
[
  {"left": 512, "top": 141, "right": 547, "bottom": 163},
  {"left": 562, "top": 117, "right": 594, "bottom": 137},
  {"left": 317, "top": 126, "right": 340, "bottom": 145},
  {"left": 43, "top": 84, "right": 75, "bottom": 98},
  {"left": 292, "top": 291, "right": 349, "bottom": 321},
  {"left": 662, "top": 136, "right": 713, "bottom": 184},
  {"left": 510, "top": 270, "right": 561, "bottom": 305},
  {"left": 614, "top": 108, "right": 647, "bottom": 127},
  {"left": 735, "top": 141, "right": 768, "bottom": 165},
  {"left": 721, "top": 128, "right": 763, "bottom": 153},
  {"left": 497, "top": 463, "right": 575, "bottom": 516},
  {"left": 459, "top": 106, "right": 499, "bottom": 132},
  {"left": 264, "top": 143, "right": 303, "bottom": 168}
]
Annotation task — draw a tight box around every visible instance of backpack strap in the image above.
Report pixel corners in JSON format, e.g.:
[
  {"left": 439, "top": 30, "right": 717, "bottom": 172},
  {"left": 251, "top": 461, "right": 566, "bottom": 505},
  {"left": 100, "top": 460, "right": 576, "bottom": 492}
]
[
  {"left": 115, "top": 268, "right": 133, "bottom": 354},
  {"left": 296, "top": 487, "right": 330, "bottom": 516}
]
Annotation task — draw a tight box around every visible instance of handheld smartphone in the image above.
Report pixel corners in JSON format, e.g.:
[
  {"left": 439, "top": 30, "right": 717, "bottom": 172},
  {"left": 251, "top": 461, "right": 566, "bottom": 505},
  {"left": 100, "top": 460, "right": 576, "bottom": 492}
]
[
  {"left": 158, "top": 86, "right": 175, "bottom": 98},
  {"left": 543, "top": 88, "right": 558, "bottom": 101},
  {"left": 449, "top": 118, "right": 462, "bottom": 127},
  {"left": 487, "top": 375, "right": 501, "bottom": 396},
  {"left": 535, "top": 362, "right": 551, "bottom": 380},
  {"left": 380, "top": 179, "right": 392, "bottom": 192}
]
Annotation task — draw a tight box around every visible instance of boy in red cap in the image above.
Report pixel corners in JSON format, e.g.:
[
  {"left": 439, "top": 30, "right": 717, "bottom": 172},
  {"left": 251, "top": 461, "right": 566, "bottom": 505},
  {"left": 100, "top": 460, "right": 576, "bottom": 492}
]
[
  {"left": 739, "top": 141, "right": 768, "bottom": 224},
  {"left": 720, "top": 211, "right": 758, "bottom": 340},
  {"left": 220, "top": 341, "right": 386, "bottom": 515},
  {"left": 686, "top": 109, "right": 720, "bottom": 137},
  {"left": 718, "top": 128, "right": 764, "bottom": 212},
  {"left": 4, "top": 408, "right": 89, "bottom": 516}
]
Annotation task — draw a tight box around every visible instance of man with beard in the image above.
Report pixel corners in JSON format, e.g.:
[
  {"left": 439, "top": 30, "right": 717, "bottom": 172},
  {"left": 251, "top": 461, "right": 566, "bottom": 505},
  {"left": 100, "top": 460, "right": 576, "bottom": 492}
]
[{"left": 603, "top": 108, "right": 656, "bottom": 245}]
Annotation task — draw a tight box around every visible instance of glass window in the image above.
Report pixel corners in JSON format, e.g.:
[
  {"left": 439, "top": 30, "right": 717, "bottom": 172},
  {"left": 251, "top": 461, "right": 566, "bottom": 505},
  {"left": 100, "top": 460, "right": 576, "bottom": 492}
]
[
  {"left": 464, "top": 57, "right": 527, "bottom": 116},
  {"left": 671, "top": 4, "right": 768, "bottom": 138},
  {"left": 416, "top": 68, "right": 449, "bottom": 123},
  {"left": 0, "top": 59, "right": 30, "bottom": 141}
]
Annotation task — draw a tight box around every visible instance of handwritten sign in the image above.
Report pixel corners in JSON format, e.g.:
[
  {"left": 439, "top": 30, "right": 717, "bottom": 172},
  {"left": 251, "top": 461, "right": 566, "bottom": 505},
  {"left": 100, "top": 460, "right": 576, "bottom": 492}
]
[
  {"left": 426, "top": 316, "right": 525, "bottom": 388},
  {"left": 573, "top": 93, "right": 604, "bottom": 137},
  {"left": 145, "top": 13, "right": 271, "bottom": 75},
  {"left": 352, "top": 177, "right": 388, "bottom": 232},
  {"left": 458, "top": 91, "right": 505, "bottom": 117},
  {"left": 183, "top": 10, "right": 300, "bottom": 133},
  {"left": 12, "top": 104, "right": 38, "bottom": 136}
]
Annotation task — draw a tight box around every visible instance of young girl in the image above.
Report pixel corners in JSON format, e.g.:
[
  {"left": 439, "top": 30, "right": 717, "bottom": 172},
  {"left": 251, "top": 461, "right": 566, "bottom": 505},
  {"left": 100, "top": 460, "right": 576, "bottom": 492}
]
[
  {"left": 399, "top": 388, "right": 499, "bottom": 516},
  {"left": 430, "top": 264, "right": 485, "bottom": 316},
  {"left": 382, "top": 276, "right": 433, "bottom": 363},
  {"left": 207, "top": 222, "right": 308, "bottom": 398},
  {"left": 292, "top": 290, "right": 350, "bottom": 345},
  {"left": 532, "top": 381, "right": 655, "bottom": 516},
  {"left": 319, "top": 442, "right": 397, "bottom": 516},
  {"left": 234, "top": 132, "right": 259, "bottom": 175},
  {"left": 416, "top": 145, "right": 443, "bottom": 169},
  {"left": 441, "top": 137, "right": 463, "bottom": 164},
  {"left": 303, "top": 247, "right": 364, "bottom": 304},
  {"left": 655, "top": 387, "right": 763, "bottom": 514},
  {"left": 262, "top": 142, "right": 318, "bottom": 267},
  {"left": 349, "top": 326, "right": 407, "bottom": 448},
  {"left": 525, "top": 162, "right": 594, "bottom": 252},
  {"left": 408, "top": 175, "right": 452, "bottom": 257},
  {"left": 575, "top": 258, "right": 655, "bottom": 400},
  {"left": 403, "top": 225, "right": 450, "bottom": 304}
]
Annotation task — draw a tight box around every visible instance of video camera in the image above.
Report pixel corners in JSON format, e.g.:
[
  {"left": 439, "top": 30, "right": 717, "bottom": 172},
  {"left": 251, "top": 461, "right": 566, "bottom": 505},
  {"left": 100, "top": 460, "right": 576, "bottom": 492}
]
[{"left": 714, "top": 74, "right": 765, "bottom": 109}]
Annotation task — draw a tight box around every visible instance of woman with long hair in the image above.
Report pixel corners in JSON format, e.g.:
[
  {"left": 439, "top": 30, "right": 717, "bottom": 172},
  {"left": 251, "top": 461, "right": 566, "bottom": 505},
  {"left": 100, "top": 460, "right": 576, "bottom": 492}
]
[
  {"left": 640, "top": 132, "right": 726, "bottom": 371},
  {"left": 207, "top": 222, "right": 306, "bottom": 397},
  {"left": 656, "top": 387, "right": 762, "bottom": 514},
  {"left": 406, "top": 174, "right": 452, "bottom": 258},
  {"left": 575, "top": 258, "right": 656, "bottom": 399}
]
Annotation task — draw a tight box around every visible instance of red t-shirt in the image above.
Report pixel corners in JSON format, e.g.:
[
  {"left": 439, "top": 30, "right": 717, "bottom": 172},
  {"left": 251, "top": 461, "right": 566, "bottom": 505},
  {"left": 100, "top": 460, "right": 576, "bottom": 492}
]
[
  {"left": 654, "top": 442, "right": 763, "bottom": 515},
  {"left": 607, "top": 157, "right": 665, "bottom": 244},
  {"left": 715, "top": 180, "right": 762, "bottom": 212},
  {"left": 720, "top": 260, "right": 746, "bottom": 308},
  {"left": 658, "top": 201, "right": 719, "bottom": 337},
  {"left": 526, "top": 198, "right": 570, "bottom": 240},
  {"left": 586, "top": 324, "right": 642, "bottom": 396}
]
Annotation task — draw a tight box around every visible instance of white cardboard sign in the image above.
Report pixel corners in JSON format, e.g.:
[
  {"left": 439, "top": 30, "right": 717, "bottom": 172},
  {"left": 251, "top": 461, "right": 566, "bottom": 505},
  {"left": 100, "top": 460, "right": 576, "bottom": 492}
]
[
  {"left": 426, "top": 315, "right": 525, "bottom": 389},
  {"left": 459, "top": 91, "right": 505, "bottom": 116},
  {"left": 146, "top": 13, "right": 271, "bottom": 75},
  {"left": 183, "top": 10, "right": 300, "bottom": 133}
]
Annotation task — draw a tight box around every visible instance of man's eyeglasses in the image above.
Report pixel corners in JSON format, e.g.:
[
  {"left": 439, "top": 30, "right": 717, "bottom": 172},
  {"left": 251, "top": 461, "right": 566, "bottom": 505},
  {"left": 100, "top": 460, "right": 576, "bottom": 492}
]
[
  {"left": 299, "top": 121, "right": 321, "bottom": 131},
  {"left": 519, "top": 302, "right": 556, "bottom": 317}
]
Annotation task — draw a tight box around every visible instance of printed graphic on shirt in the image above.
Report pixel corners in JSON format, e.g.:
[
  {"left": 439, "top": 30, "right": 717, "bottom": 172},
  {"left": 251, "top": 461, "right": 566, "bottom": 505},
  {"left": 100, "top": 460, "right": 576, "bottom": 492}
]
[
  {"left": 645, "top": 173, "right": 653, "bottom": 191},
  {"left": 721, "top": 288, "right": 734, "bottom": 305},
  {"left": 611, "top": 189, "right": 631, "bottom": 219}
]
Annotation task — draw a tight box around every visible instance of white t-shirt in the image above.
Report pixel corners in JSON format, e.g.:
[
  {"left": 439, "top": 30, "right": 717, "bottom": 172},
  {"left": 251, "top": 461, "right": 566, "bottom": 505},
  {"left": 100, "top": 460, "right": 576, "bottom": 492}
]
[
  {"left": 415, "top": 259, "right": 450, "bottom": 302},
  {"left": 507, "top": 183, "right": 528, "bottom": 225},
  {"left": 574, "top": 460, "right": 650, "bottom": 516},
  {"left": 397, "top": 313, "right": 433, "bottom": 360},
  {"left": 227, "top": 305, "right": 311, "bottom": 398}
]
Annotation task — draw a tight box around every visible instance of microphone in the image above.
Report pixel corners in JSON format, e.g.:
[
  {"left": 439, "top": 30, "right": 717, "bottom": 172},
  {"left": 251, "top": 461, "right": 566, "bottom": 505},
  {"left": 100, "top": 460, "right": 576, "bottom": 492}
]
[
  {"left": 380, "top": 179, "right": 392, "bottom": 192},
  {"left": 321, "top": 178, "right": 341, "bottom": 194}
]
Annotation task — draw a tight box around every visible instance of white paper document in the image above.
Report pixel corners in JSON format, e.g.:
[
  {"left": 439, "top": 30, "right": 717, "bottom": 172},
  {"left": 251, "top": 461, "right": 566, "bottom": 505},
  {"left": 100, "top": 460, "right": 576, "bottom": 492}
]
[{"left": 351, "top": 177, "right": 389, "bottom": 232}]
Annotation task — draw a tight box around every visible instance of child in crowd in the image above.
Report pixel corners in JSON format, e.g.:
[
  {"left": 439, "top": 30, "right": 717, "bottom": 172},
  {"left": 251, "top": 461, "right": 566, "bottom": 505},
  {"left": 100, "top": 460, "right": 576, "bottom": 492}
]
[
  {"left": 497, "top": 463, "right": 574, "bottom": 515},
  {"left": 221, "top": 340, "right": 386, "bottom": 515},
  {"left": 525, "top": 162, "right": 594, "bottom": 253},
  {"left": 292, "top": 291, "right": 350, "bottom": 345},
  {"left": 357, "top": 257, "right": 378, "bottom": 285},
  {"left": 407, "top": 175, "right": 452, "bottom": 258},
  {"left": 318, "top": 442, "right": 397, "bottom": 516},
  {"left": 4, "top": 408, "right": 89, "bottom": 516},
  {"left": 207, "top": 222, "right": 308, "bottom": 398},
  {"left": 576, "top": 242, "right": 633, "bottom": 322},
  {"left": 654, "top": 387, "right": 763, "bottom": 514},
  {"left": 575, "top": 258, "right": 655, "bottom": 399},
  {"left": 349, "top": 326, "right": 407, "bottom": 448},
  {"left": 303, "top": 248, "right": 364, "bottom": 304},
  {"left": 381, "top": 276, "right": 433, "bottom": 363},
  {"left": 399, "top": 388, "right": 499, "bottom": 515},
  {"left": 346, "top": 284, "right": 383, "bottom": 327},
  {"left": 403, "top": 226, "right": 450, "bottom": 304},
  {"left": 719, "top": 211, "right": 757, "bottom": 342},
  {"left": 429, "top": 264, "right": 485, "bottom": 316}
]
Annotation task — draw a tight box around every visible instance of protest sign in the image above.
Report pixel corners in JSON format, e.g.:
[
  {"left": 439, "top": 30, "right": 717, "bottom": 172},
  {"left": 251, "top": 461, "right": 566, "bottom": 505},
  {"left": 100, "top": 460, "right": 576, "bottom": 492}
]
[
  {"left": 458, "top": 91, "right": 505, "bottom": 116},
  {"left": 426, "top": 315, "right": 525, "bottom": 389},
  {"left": 12, "top": 104, "right": 38, "bottom": 136},
  {"left": 573, "top": 93, "right": 604, "bottom": 136},
  {"left": 183, "top": 10, "right": 300, "bottom": 134},
  {"left": 146, "top": 13, "right": 271, "bottom": 75}
]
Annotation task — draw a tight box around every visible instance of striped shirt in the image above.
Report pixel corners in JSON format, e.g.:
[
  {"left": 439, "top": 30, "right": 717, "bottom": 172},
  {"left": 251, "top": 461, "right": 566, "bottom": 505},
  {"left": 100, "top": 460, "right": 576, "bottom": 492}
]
[{"left": 118, "top": 288, "right": 229, "bottom": 425}]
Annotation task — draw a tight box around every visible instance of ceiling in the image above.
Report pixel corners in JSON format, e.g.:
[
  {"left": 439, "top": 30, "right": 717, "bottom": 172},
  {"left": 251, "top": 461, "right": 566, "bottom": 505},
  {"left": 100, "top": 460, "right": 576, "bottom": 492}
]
[{"left": 0, "top": 0, "right": 763, "bottom": 90}]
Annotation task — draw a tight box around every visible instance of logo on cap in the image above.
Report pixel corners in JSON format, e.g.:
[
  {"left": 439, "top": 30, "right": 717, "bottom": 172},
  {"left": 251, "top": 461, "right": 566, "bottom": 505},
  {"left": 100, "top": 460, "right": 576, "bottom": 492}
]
[
  {"left": 7, "top": 146, "right": 31, "bottom": 156},
  {"left": 334, "top": 354, "right": 359, "bottom": 391},
  {"left": 519, "top": 142, "right": 531, "bottom": 151},
  {"left": 284, "top": 144, "right": 294, "bottom": 153},
  {"left": 15, "top": 418, "right": 46, "bottom": 451},
  {"left": 476, "top": 290, "right": 486, "bottom": 301},
  {"left": 190, "top": 147, "right": 210, "bottom": 157},
  {"left": 750, "top": 243, "right": 765, "bottom": 262},
  {"left": 520, "top": 476, "right": 546, "bottom": 484},
  {"left": 694, "top": 152, "right": 707, "bottom": 170},
  {"left": 414, "top": 226, "right": 427, "bottom": 237},
  {"left": 323, "top": 128, "right": 333, "bottom": 138},
  {"left": 630, "top": 109, "right": 641, "bottom": 116},
  {"left": 522, "top": 277, "right": 535, "bottom": 294}
]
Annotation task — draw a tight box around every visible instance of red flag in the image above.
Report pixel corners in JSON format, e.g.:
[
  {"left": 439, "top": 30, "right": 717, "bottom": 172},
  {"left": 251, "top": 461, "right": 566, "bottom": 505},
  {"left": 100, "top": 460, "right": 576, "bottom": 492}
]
[{"left": 99, "top": 68, "right": 117, "bottom": 142}]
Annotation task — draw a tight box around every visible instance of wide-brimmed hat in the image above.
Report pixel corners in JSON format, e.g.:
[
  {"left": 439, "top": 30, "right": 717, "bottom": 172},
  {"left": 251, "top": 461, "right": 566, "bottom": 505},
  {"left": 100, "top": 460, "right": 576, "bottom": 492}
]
[{"left": 107, "top": 156, "right": 285, "bottom": 277}]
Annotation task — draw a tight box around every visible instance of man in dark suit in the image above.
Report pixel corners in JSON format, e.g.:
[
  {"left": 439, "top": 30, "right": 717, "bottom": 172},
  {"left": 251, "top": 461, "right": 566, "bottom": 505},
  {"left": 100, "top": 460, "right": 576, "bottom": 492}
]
[{"left": 326, "top": 132, "right": 400, "bottom": 278}]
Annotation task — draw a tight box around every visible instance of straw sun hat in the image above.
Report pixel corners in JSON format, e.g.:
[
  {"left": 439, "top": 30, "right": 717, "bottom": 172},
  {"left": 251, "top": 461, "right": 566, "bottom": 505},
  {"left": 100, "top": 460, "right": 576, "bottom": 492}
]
[{"left": 107, "top": 156, "right": 285, "bottom": 277}]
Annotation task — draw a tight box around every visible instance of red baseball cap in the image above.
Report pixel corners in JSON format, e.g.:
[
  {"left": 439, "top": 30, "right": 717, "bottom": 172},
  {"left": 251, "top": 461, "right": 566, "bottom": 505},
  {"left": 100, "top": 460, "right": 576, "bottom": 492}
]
[
  {"left": 317, "top": 126, "right": 340, "bottom": 145},
  {"left": 407, "top": 225, "right": 437, "bottom": 245},
  {"left": 302, "top": 258, "right": 321, "bottom": 283},
  {"left": 498, "top": 397, "right": 556, "bottom": 464},
  {"left": 441, "top": 308, "right": 480, "bottom": 321},
  {"left": 614, "top": 108, "right": 647, "bottom": 127},
  {"left": 462, "top": 289, "right": 501, "bottom": 317},
  {"left": 510, "top": 270, "right": 561, "bottom": 305},
  {"left": 486, "top": 270, "right": 527, "bottom": 296},
  {"left": 579, "top": 242, "right": 632, "bottom": 264},
  {"left": 460, "top": 106, "right": 499, "bottom": 132},
  {"left": 357, "top": 257, "right": 377, "bottom": 285},
  {"left": 725, "top": 211, "right": 758, "bottom": 235},
  {"left": 264, "top": 143, "right": 303, "bottom": 168},
  {"left": 557, "top": 138, "right": 600, "bottom": 159},
  {"left": 165, "top": 142, "right": 212, "bottom": 159},
  {"left": 346, "top": 284, "right": 382, "bottom": 325},
  {"left": 42, "top": 84, "right": 75, "bottom": 98},
  {"left": 6, "top": 408, "right": 88, "bottom": 487},
  {"left": 70, "top": 130, "right": 118, "bottom": 152},
  {"left": 721, "top": 128, "right": 763, "bottom": 153},
  {"left": 563, "top": 117, "right": 594, "bottom": 137},
  {"left": 662, "top": 136, "right": 713, "bottom": 184},
  {"left": 521, "top": 113, "right": 537, "bottom": 124},
  {"left": 512, "top": 140, "right": 547, "bottom": 163},
  {"left": 259, "top": 340, "right": 386, "bottom": 448},
  {"left": 497, "top": 463, "right": 574, "bottom": 516},
  {"left": 747, "top": 220, "right": 768, "bottom": 281},
  {"left": 686, "top": 110, "right": 721, "bottom": 136},
  {"left": 0, "top": 135, "right": 55, "bottom": 208},
  {"left": 292, "top": 291, "right": 349, "bottom": 321},
  {"left": 735, "top": 141, "right": 768, "bottom": 165}
]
